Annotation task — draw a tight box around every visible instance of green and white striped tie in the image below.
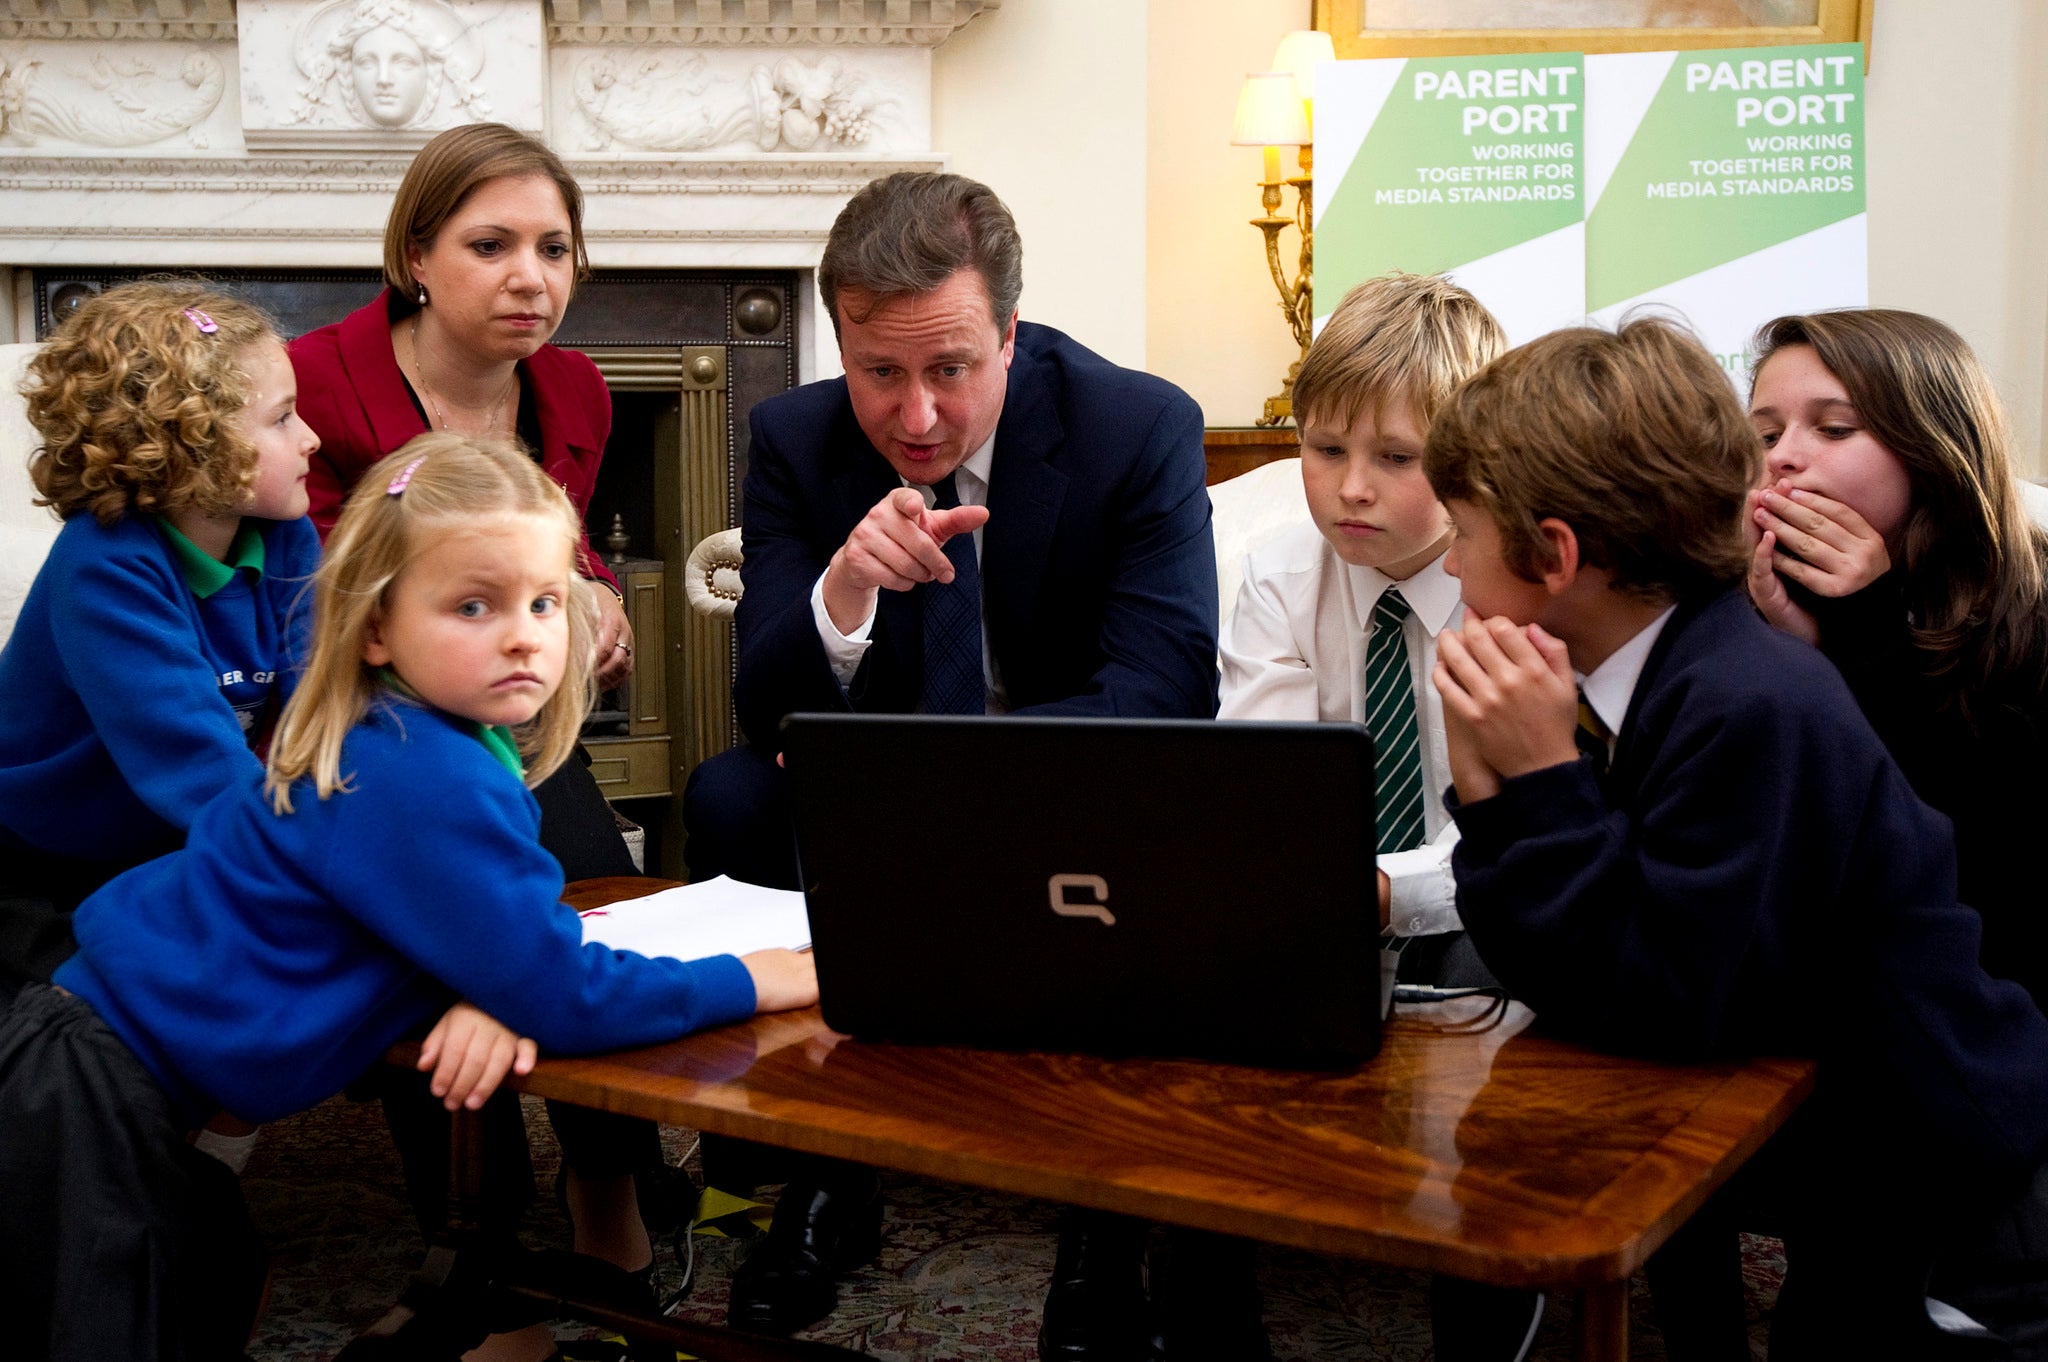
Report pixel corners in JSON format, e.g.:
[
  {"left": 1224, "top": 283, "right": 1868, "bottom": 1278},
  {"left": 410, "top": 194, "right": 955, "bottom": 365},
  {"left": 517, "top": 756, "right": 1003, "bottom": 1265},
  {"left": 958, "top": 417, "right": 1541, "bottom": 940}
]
[{"left": 1365, "top": 589, "right": 1426, "bottom": 854}]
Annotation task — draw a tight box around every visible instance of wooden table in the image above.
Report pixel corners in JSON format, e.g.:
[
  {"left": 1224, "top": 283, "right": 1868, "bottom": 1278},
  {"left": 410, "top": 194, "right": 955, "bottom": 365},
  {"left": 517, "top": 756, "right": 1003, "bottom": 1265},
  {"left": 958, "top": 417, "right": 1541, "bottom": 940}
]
[{"left": 538, "top": 878, "right": 1813, "bottom": 1361}]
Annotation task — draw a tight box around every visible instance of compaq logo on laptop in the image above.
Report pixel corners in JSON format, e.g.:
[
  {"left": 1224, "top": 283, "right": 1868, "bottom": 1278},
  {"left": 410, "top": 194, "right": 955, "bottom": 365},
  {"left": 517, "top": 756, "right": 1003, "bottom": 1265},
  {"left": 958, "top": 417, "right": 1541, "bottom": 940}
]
[{"left": 1047, "top": 873, "right": 1115, "bottom": 925}]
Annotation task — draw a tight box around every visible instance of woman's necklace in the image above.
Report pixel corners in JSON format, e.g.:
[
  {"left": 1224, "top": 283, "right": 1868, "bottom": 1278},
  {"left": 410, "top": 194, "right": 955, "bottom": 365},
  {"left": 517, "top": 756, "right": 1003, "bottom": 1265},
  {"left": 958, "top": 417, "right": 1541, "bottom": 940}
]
[{"left": 409, "top": 315, "right": 518, "bottom": 436}]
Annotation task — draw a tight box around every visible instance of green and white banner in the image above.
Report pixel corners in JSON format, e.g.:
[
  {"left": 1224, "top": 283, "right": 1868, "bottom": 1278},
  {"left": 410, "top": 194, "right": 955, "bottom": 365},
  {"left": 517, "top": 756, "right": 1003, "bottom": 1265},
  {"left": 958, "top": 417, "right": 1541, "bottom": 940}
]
[
  {"left": 1315, "top": 53, "right": 1586, "bottom": 346},
  {"left": 1585, "top": 44, "right": 1865, "bottom": 380},
  {"left": 1312, "top": 43, "right": 1865, "bottom": 376}
]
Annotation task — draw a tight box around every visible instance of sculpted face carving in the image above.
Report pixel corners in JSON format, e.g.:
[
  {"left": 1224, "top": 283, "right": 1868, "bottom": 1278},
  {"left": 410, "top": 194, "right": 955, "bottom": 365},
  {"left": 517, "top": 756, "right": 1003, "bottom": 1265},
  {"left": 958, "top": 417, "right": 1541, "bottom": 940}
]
[
  {"left": 350, "top": 24, "right": 428, "bottom": 127},
  {"left": 286, "top": 0, "right": 490, "bottom": 132}
]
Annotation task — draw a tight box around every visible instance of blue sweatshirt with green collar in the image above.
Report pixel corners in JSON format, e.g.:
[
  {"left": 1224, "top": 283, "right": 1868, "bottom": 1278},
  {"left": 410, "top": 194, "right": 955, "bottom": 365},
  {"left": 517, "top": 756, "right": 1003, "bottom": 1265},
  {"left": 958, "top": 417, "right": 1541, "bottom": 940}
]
[
  {"left": 0, "top": 511, "right": 319, "bottom": 862},
  {"left": 53, "top": 695, "right": 757, "bottom": 1126}
]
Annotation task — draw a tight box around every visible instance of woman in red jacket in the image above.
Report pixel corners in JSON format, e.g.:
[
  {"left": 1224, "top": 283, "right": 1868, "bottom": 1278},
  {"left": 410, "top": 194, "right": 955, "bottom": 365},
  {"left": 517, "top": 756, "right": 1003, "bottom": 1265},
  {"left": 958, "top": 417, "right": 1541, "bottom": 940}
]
[{"left": 290, "top": 122, "right": 634, "bottom": 691}]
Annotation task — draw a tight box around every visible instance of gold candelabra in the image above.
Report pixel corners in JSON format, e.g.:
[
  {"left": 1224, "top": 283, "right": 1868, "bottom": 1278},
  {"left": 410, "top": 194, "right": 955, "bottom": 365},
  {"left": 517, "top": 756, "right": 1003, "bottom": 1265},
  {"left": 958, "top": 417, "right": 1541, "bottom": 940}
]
[
  {"left": 1231, "top": 33, "right": 1331, "bottom": 429},
  {"left": 1252, "top": 144, "right": 1314, "bottom": 427}
]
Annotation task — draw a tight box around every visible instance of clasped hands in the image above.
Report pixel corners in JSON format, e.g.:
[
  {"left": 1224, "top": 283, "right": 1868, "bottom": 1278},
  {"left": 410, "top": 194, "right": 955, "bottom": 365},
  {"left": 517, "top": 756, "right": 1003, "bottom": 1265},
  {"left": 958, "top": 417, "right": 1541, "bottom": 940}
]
[
  {"left": 1745, "top": 479, "right": 1891, "bottom": 645},
  {"left": 1433, "top": 610, "right": 1581, "bottom": 805},
  {"left": 820, "top": 486, "right": 990, "bottom": 636}
]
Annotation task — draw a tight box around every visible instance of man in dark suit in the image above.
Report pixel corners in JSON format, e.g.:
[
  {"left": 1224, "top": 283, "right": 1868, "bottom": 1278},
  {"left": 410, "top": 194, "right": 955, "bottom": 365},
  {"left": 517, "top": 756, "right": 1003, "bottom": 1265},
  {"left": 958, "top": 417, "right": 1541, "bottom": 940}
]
[{"left": 682, "top": 172, "right": 1221, "bottom": 1359}]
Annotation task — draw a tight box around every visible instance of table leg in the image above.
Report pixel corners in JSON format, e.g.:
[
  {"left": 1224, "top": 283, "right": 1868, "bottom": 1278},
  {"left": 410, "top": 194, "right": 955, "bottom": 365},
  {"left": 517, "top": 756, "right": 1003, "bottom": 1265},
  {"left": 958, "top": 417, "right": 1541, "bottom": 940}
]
[{"left": 1576, "top": 1279, "right": 1629, "bottom": 1362}]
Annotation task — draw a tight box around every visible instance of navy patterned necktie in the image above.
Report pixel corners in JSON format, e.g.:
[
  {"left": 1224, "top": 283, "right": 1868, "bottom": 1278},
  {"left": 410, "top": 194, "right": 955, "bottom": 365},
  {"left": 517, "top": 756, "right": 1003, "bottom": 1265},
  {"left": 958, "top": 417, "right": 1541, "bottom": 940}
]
[
  {"left": 1365, "top": 589, "right": 1426, "bottom": 854},
  {"left": 921, "top": 474, "right": 984, "bottom": 715}
]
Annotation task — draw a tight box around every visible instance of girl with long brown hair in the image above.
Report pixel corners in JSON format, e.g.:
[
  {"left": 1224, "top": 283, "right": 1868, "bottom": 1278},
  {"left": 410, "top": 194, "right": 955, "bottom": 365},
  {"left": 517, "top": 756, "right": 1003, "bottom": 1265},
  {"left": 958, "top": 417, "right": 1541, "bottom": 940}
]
[
  {"left": 1724, "top": 305, "right": 2048, "bottom": 1362},
  {"left": 1748, "top": 307, "right": 2048, "bottom": 1001}
]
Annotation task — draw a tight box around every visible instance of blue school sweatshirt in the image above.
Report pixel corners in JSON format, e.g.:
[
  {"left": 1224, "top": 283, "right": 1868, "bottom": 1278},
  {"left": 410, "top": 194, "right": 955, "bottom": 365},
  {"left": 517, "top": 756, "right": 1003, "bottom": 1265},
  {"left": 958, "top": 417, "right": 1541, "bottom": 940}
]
[
  {"left": 53, "top": 695, "right": 757, "bottom": 1126},
  {"left": 0, "top": 512, "right": 319, "bottom": 862}
]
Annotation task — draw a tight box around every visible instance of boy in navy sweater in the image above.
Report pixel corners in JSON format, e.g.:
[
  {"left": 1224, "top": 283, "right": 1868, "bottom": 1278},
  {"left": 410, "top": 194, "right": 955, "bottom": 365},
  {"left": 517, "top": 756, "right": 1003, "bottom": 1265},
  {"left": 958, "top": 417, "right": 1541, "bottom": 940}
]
[{"left": 1425, "top": 318, "right": 2048, "bottom": 1357}]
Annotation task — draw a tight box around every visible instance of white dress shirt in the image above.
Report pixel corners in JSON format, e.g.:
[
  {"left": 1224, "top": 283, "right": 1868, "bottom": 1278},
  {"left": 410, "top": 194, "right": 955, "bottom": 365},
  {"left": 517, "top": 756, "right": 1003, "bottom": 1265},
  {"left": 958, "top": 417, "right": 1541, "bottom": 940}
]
[
  {"left": 1576, "top": 605, "right": 1676, "bottom": 758},
  {"left": 809, "top": 433, "right": 1005, "bottom": 712},
  {"left": 1218, "top": 522, "right": 1463, "bottom": 938}
]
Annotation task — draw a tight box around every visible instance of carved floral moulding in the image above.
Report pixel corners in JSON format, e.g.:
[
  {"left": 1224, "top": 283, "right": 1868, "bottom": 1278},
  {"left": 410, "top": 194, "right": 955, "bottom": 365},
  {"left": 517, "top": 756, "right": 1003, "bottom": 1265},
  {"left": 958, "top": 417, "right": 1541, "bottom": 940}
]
[
  {"left": 545, "top": 0, "right": 1000, "bottom": 46},
  {"left": 0, "top": 0, "right": 237, "bottom": 42},
  {"left": 0, "top": 0, "right": 1001, "bottom": 44}
]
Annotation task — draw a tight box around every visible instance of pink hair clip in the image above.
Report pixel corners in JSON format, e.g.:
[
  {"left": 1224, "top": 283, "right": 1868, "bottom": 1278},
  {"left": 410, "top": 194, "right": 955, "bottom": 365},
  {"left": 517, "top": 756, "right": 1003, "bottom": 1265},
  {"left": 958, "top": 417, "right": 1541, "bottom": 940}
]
[
  {"left": 386, "top": 455, "right": 427, "bottom": 496},
  {"left": 181, "top": 307, "right": 218, "bottom": 334}
]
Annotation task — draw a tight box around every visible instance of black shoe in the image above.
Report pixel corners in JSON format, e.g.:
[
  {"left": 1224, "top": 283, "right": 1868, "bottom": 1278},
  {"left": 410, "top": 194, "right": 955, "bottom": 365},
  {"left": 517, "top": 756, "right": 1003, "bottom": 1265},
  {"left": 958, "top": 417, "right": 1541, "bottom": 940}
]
[
  {"left": 1149, "top": 1228, "right": 1272, "bottom": 1362},
  {"left": 726, "top": 1177, "right": 884, "bottom": 1335},
  {"left": 1430, "top": 1276, "right": 1545, "bottom": 1362},
  {"left": 1038, "top": 1210, "right": 1152, "bottom": 1362}
]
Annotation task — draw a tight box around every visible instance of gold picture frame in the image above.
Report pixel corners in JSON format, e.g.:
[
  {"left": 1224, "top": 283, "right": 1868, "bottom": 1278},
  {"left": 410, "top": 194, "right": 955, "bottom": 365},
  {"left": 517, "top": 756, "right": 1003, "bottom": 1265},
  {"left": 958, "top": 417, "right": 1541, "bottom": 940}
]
[{"left": 1313, "top": 0, "right": 1872, "bottom": 60}]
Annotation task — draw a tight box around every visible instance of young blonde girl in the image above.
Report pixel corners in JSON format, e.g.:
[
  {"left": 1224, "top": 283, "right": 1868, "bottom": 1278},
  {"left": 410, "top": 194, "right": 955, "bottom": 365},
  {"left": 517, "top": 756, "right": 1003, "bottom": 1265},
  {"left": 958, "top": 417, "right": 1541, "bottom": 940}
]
[
  {"left": 0, "top": 436, "right": 815, "bottom": 1361},
  {"left": 0, "top": 280, "right": 323, "bottom": 990},
  {"left": 1746, "top": 309, "right": 2048, "bottom": 1009}
]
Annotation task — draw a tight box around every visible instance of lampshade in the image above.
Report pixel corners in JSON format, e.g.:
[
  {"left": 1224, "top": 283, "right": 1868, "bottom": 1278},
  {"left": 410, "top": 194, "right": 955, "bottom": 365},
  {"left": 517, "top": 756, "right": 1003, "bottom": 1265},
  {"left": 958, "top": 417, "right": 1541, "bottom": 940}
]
[
  {"left": 1231, "top": 71, "right": 1311, "bottom": 147},
  {"left": 1270, "top": 29, "right": 1337, "bottom": 101}
]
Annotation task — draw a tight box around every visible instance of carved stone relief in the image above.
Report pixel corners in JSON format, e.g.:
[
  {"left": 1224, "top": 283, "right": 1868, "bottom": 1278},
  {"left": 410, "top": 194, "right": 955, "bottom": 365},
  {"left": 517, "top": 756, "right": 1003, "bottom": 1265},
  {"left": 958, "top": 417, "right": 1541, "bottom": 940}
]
[
  {"left": 0, "top": 42, "right": 230, "bottom": 149},
  {"left": 2, "top": 0, "right": 965, "bottom": 284},
  {"left": 554, "top": 42, "right": 925, "bottom": 156},
  {"left": 569, "top": 50, "right": 908, "bottom": 154},
  {"left": 238, "top": 0, "right": 544, "bottom": 150}
]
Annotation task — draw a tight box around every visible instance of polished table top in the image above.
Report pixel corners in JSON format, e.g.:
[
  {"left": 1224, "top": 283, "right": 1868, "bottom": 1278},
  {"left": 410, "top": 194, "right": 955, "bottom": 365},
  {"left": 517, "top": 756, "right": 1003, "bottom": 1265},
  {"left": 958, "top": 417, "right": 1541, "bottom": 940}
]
[{"left": 522, "top": 878, "right": 1814, "bottom": 1293}]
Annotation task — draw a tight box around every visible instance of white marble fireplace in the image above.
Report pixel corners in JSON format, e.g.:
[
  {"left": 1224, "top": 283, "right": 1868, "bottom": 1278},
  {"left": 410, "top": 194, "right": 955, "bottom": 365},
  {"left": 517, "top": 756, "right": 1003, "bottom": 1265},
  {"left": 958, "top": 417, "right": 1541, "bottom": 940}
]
[{"left": 0, "top": 0, "right": 999, "bottom": 374}]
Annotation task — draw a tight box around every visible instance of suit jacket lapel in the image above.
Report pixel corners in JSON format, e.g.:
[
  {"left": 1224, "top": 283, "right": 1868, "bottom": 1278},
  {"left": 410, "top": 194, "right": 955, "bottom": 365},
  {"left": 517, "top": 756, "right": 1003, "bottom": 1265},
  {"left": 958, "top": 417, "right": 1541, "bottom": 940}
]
[
  {"left": 339, "top": 290, "right": 430, "bottom": 455},
  {"left": 1610, "top": 591, "right": 1717, "bottom": 801},
  {"left": 984, "top": 350, "right": 1068, "bottom": 667},
  {"left": 526, "top": 351, "right": 602, "bottom": 487}
]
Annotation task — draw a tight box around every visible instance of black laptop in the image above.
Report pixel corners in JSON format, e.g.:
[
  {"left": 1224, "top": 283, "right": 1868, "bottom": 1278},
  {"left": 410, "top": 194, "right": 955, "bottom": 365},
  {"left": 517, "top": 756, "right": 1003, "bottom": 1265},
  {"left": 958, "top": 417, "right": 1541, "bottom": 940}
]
[{"left": 780, "top": 714, "right": 1381, "bottom": 1069}]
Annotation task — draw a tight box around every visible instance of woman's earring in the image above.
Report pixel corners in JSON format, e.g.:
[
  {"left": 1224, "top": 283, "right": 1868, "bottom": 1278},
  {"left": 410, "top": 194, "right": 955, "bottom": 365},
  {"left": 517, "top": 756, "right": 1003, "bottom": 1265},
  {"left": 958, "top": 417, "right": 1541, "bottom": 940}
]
[{"left": 416, "top": 284, "right": 429, "bottom": 307}]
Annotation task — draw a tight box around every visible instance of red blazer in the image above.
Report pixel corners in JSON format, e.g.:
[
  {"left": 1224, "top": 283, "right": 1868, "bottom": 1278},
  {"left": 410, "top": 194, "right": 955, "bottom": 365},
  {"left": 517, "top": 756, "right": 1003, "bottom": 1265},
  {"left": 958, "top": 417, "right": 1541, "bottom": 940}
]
[{"left": 288, "top": 289, "right": 619, "bottom": 590}]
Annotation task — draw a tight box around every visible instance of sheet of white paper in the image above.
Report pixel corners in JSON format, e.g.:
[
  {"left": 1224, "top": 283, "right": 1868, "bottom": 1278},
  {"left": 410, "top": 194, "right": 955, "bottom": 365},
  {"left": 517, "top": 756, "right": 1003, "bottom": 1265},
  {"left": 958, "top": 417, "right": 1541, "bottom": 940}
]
[{"left": 577, "top": 876, "right": 811, "bottom": 962}]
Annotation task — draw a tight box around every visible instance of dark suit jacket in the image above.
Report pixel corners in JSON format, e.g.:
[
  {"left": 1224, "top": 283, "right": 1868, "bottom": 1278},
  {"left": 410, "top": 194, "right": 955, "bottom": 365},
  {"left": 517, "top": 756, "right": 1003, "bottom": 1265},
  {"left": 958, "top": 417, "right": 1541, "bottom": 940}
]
[
  {"left": 287, "top": 289, "right": 618, "bottom": 590},
  {"left": 1450, "top": 588, "right": 2048, "bottom": 1198},
  {"left": 733, "top": 322, "right": 1218, "bottom": 745}
]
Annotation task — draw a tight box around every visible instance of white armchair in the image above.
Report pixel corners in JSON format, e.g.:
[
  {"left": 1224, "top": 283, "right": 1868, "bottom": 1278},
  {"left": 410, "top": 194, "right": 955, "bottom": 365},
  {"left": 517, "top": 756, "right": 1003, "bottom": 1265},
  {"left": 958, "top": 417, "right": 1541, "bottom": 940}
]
[
  {"left": 1, "top": 343, "right": 61, "bottom": 649},
  {"left": 1206, "top": 457, "right": 1309, "bottom": 629}
]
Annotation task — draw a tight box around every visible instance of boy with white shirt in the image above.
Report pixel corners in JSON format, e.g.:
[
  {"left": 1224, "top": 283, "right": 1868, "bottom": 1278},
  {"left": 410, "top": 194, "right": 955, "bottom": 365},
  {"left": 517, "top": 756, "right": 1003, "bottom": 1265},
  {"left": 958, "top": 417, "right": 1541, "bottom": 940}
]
[
  {"left": 1219, "top": 275, "right": 1526, "bottom": 1361},
  {"left": 1220, "top": 272, "right": 1504, "bottom": 955},
  {"left": 1427, "top": 317, "right": 2048, "bottom": 1358}
]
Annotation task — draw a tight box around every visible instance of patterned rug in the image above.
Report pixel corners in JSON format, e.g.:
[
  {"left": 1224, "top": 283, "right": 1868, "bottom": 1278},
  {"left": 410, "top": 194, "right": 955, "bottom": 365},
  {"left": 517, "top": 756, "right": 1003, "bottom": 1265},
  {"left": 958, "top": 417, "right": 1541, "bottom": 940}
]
[{"left": 241, "top": 1094, "right": 1784, "bottom": 1360}]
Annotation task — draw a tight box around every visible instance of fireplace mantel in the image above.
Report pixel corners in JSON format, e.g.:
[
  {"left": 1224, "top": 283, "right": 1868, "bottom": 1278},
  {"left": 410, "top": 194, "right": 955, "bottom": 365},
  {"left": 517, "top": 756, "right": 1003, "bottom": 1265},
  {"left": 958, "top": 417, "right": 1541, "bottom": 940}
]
[{"left": 0, "top": 0, "right": 997, "bottom": 368}]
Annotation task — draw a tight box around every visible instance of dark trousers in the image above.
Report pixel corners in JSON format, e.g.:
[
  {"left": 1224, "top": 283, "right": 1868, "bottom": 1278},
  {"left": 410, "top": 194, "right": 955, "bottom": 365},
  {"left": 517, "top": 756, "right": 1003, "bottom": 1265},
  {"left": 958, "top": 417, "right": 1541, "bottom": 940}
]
[
  {"left": 0, "top": 984, "right": 266, "bottom": 1362},
  {"left": 1932, "top": 1160, "right": 2048, "bottom": 1359},
  {"left": 375, "top": 1062, "right": 661, "bottom": 1241},
  {"left": 535, "top": 746, "right": 639, "bottom": 882},
  {"left": 1649, "top": 1113, "right": 2048, "bottom": 1361},
  {"left": 682, "top": 742, "right": 800, "bottom": 890}
]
